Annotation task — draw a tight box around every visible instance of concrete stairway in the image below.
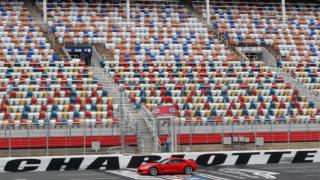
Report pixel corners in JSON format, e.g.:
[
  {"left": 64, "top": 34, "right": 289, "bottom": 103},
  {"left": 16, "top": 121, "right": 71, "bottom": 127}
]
[
  {"left": 90, "top": 45, "right": 155, "bottom": 154},
  {"left": 189, "top": 8, "right": 320, "bottom": 108},
  {"left": 25, "top": 0, "right": 71, "bottom": 60},
  {"left": 261, "top": 48, "right": 320, "bottom": 108},
  {"left": 187, "top": 6, "right": 244, "bottom": 61}
]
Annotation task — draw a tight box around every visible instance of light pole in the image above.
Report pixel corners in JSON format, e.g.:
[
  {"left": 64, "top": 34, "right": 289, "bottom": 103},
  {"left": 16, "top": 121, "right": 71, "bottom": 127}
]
[
  {"left": 154, "top": 117, "right": 158, "bottom": 153},
  {"left": 46, "top": 121, "right": 50, "bottom": 156},
  {"left": 126, "top": 0, "right": 130, "bottom": 22},
  {"left": 281, "top": 0, "right": 286, "bottom": 25},
  {"left": 8, "top": 121, "right": 11, "bottom": 157},
  {"left": 169, "top": 116, "right": 177, "bottom": 152},
  {"left": 206, "top": 0, "right": 210, "bottom": 25},
  {"left": 43, "top": 0, "right": 47, "bottom": 27},
  {"left": 119, "top": 85, "right": 125, "bottom": 154}
]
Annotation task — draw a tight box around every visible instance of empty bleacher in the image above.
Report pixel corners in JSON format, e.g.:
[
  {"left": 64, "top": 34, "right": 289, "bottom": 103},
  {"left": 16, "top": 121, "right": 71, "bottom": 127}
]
[
  {"left": 193, "top": 0, "right": 320, "bottom": 97},
  {"left": 46, "top": 1, "right": 320, "bottom": 125},
  {"left": 0, "top": 2, "right": 117, "bottom": 128},
  {"left": 0, "top": 0, "right": 315, "bottom": 152}
]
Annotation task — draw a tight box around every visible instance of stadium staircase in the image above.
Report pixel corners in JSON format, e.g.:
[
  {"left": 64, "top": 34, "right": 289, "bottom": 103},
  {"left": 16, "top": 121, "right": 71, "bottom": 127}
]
[
  {"left": 25, "top": 1, "right": 156, "bottom": 154},
  {"left": 25, "top": 0, "right": 71, "bottom": 60},
  {"left": 187, "top": 5, "right": 248, "bottom": 63},
  {"left": 260, "top": 49, "right": 320, "bottom": 108},
  {"left": 188, "top": 5, "right": 320, "bottom": 108},
  {"left": 91, "top": 44, "right": 156, "bottom": 154}
]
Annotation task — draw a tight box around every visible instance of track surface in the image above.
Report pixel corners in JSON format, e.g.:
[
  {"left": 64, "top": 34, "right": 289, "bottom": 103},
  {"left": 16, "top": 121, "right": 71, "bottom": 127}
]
[{"left": 1, "top": 163, "right": 320, "bottom": 180}]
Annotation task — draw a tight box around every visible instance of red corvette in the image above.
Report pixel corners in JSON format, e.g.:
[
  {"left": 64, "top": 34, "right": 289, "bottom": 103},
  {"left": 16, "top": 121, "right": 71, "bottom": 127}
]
[{"left": 137, "top": 158, "right": 197, "bottom": 176}]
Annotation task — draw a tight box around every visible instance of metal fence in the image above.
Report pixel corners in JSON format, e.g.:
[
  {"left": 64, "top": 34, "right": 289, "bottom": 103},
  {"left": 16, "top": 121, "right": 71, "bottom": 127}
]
[
  {"left": 0, "top": 124, "right": 138, "bottom": 157},
  {"left": 158, "top": 121, "right": 320, "bottom": 153},
  {"left": 1, "top": 121, "right": 320, "bottom": 157}
]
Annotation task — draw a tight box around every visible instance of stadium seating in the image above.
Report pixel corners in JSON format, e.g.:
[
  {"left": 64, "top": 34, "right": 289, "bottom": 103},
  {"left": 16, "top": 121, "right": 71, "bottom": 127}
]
[
  {"left": 0, "top": 2, "right": 116, "bottom": 127},
  {"left": 45, "top": 1, "right": 320, "bottom": 124},
  {"left": 193, "top": 0, "right": 320, "bottom": 96}
]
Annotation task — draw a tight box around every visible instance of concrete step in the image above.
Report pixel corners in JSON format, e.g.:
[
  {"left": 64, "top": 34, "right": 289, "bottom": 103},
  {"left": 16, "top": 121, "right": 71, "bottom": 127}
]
[
  {"left": 24, "top": 1, "right": 70, "bottom": 60},
  {"left": 259, "top": 48, "right": 320, "bottom": 108},
  {"left": 90, "top": 45, "right": 154, "bottom": 154}
]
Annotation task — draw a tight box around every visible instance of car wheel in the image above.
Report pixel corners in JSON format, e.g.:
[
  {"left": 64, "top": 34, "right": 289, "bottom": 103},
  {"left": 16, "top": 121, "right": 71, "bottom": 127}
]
[
  {"left": 149, "top": 167, "right": 158, "bottom": 176},
  {"left": 184, "top": 166, "right": 193, "bottom": 175}
]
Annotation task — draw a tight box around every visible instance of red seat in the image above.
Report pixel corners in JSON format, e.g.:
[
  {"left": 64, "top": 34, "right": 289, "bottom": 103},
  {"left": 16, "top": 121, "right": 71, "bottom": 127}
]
[
  {"left": 65, "top": 90, "right": 71, "bottom": 97},
  {"left": 47, "top": 97, "right": 53, "bottom": 104},
  {"left": 107, "top": 111, "right": 113, "bottom": 118},
  {"left": 39, "top": 111, "right": 46, "bottom": 119},
  {"left": 86, "top": 97, "right": 92, "bottom": 104},
  {"left": 31, "top": 98, "right": 37, "bottom": 105},
  {"left": 85, "top": 111, "right": 91, "bottom": 118},
  {"left": 69, "top": 104, "right": 74, "bottom": 111},
  {"left": 0, "top": 105, "right": 6, "bottom": 112},
  {"left": 10, "top": 91, "right": 16, "bottom": 98},
  {"left": 4, "top": 112, "right": 10, "bottom": 120},
  {"left": 107, "top": 104, "right": 113, "bottom": 111},
  {"left": 96, "top": 96, "right": 102, "bottom": 104},
  {"left": 41, "top": 104, "right": 47, "bottom": 111}
]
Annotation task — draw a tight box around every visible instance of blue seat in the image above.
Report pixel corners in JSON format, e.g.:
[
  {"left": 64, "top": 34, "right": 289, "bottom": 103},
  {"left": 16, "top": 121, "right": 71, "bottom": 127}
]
[
  {"left": 22, "top": 112, "right": 28, "bottom": 119},
  {"left": 50, "top": 112, "right": 57, "bottom": 119},
  {"left": 73, "top": 112, "right": 80, "bottom": 118},
  {"left": 24, "top": 105, "right": 31, "bottom": 112},
  {"left": 91, "top": 104, "right": 97, "bottom": 111},
  {"left": 102, "top": 89, "right": 108, "bottom": 97}
]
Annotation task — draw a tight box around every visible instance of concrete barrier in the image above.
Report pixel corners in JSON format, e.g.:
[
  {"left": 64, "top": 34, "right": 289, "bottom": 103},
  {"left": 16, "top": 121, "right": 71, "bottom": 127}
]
[{"left": 1, "top": 149, "right": 320, "bottom": 173}]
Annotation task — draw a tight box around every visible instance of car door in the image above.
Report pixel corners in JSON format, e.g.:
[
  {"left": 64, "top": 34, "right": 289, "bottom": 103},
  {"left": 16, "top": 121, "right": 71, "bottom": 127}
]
[
  {"left": 159, "top": 159, "right": 177, "bottom": 174},
  {"left": 172, "top": 159, "right": 186, "bottom": 173}
]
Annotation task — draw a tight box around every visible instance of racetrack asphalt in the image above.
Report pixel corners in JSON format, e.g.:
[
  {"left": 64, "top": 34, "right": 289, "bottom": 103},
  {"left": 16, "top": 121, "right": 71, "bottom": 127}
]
[{"left": 1, "top": 163, "right": 320, "bottom": 180}]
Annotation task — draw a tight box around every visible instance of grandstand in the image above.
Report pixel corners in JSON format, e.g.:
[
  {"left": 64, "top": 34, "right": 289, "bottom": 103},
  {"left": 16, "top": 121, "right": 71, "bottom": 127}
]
[{"left": 0, "top": 0, "right": 319, "bottom": 156}]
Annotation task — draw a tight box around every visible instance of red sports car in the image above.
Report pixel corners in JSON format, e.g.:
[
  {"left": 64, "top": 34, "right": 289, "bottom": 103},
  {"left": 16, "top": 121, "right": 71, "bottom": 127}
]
[{"left": 137, "top": 157, "right": 197, "bottom": 176}]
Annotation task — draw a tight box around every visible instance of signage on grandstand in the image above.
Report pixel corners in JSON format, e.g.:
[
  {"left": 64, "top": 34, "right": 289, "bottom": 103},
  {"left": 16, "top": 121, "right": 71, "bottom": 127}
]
[
  {"left": 0, "top": 149, "right": 319, "bottom": 173},
  {"left": 152, "top": 105, "right": 177, "bottom": 117}
]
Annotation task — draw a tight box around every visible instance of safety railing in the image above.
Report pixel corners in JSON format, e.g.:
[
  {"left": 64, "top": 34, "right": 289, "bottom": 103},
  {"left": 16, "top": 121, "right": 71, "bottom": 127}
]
[
  {"left": 122, "top": 105, "right": 137, "bottom": 130},
  {"left": 141, "top": 105, "right": 161, "bottom": 153}
]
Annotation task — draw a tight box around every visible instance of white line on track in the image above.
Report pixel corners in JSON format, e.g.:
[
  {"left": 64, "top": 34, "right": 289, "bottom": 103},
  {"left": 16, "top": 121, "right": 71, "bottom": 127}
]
[
  {"left": 69, "top": 178, "right": 117, "bottom": 180},
  {"left": 194, "top": 172, "right": 231, "bottom": 180},
  {"left": 258, "top": 165, "right": 318, "bottom": 170},
  {"left": 282, "top": 170, "right": 305, "bottom": 173},
  {"left": 108, "top": 170, "right": 161, "bottom": 180},
  {"left": 58, "top": 173, "right": 101, "bottom": 177},
  {"left": 304, "top": 174, "right": 320, "bottom": 177},
  {"left": 282, "top": 169, "right": 320, "bottom": 173},
  {"left": 198, "top": 170, "right": 245, "bottom": 179}
]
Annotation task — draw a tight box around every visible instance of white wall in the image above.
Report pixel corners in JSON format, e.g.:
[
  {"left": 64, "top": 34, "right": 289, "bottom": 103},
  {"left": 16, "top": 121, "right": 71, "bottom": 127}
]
[{"left": 1, "top": 149, "right": 320, "bottom": 173}]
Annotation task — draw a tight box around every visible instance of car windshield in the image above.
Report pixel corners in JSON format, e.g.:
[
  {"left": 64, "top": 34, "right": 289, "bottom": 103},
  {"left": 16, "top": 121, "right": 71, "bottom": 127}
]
[{"left": 158, "top": 159, "right": 170, "bottom": 164}]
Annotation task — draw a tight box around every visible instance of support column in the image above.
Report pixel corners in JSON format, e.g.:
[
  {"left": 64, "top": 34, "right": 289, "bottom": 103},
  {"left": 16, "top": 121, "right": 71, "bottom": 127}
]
[
  {"left": 126, "top": 0, "right": 130, "bottom": 22},
  {"left": 154, "top": 117, "right": 158, "bottom": 153},
  {"left": 119, "top": 85, "right": 125, "bottom": 154},
  {"left": 170, "top": 117, "right": 177, "bottom": 152},
  {"left": 206, "top": 0, "right": 210, "bottom": 25},
  {"left": 43, "top": 0, "right": 47, "bottom": 26},
  {"left": 281, "top": 0, "right": 286, "bottom": 25}
]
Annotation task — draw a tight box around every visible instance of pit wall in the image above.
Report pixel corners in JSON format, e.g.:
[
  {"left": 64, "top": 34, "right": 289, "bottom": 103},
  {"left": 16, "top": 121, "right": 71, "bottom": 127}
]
[{"left": 0, "top": 149, "right": 319, "bottom": 173}]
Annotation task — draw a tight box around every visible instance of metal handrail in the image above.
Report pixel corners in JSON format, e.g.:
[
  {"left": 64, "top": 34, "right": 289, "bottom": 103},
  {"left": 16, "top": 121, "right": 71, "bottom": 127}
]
[
  {"left": 141, "top": 105, "right": 161, "bottom": 153},
  {"left": 40, "top": 1, "right": 184, "bottom": 8},
  {"left": 141, "top": 106, "right": 153, "bottom": 128},
  {"left": 192, "top": 1, "right": 320, "bottom": 8},
  {"left": 139, "top": 138, "right": 145, "bottom": 154},
  {"left": 122, "top": 105, "right": 137, "bottom": 130}
]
